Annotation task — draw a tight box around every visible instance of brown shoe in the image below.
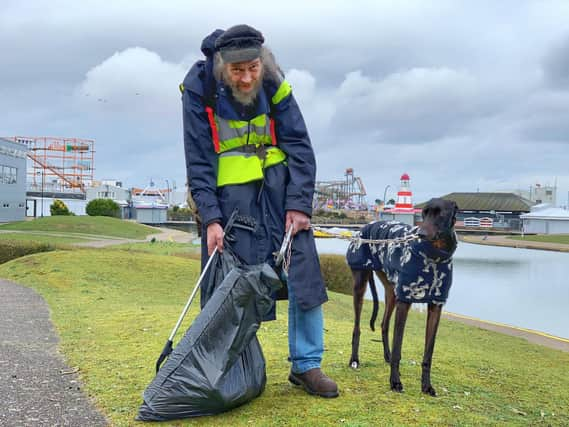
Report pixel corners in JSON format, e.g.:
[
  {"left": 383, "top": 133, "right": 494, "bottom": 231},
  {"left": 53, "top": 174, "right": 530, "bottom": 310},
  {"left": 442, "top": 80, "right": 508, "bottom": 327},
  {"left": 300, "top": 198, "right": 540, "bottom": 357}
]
[{"left": 289, "top": 368, "right": 339, "bottom": 398}]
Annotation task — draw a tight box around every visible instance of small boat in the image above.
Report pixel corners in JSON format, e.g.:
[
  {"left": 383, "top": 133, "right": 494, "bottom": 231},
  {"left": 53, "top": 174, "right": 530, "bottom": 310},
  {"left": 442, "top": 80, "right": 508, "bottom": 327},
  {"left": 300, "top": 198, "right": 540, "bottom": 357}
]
[{"left": 313, "top": 228, "right": 335, "bottom": 238}]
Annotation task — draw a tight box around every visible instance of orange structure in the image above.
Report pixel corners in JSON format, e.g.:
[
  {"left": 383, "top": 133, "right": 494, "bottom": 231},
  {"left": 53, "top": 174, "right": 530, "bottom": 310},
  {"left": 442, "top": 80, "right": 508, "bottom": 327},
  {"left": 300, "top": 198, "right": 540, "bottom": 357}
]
[
  {"left": 10, "top": 136, "right": 95, "bottom": 194},
  {"left": 314, "top": 167, "right": 368, "bottom": 211}
]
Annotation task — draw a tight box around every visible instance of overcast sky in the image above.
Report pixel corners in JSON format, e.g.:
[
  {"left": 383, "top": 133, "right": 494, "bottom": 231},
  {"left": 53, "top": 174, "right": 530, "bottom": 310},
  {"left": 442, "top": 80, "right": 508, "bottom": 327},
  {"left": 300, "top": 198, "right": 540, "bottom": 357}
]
[{"left": 2, "top": 0, "right": 569, "bottom": 206}]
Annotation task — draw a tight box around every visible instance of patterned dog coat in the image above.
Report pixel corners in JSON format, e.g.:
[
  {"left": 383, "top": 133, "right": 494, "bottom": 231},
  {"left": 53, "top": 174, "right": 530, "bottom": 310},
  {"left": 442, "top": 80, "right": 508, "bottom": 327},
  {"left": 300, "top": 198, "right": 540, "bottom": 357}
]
[{"left": 346, "top": 221, "right": 455, "bottom": 305}]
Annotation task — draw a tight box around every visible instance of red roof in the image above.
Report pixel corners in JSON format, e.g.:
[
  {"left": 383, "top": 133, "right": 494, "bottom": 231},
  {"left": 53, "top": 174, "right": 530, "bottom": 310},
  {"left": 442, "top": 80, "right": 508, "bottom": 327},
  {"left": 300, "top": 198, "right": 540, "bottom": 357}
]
[{"left": 400, "top": 173, "right": 410, "bottom": 181}]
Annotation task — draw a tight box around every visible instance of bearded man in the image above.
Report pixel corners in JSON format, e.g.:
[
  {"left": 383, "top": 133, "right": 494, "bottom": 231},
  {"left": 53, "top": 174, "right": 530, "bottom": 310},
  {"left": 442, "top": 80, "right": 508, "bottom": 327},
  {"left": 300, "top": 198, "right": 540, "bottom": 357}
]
[{"left": 181, "top": 24, "right": 338, "bottom": 398}]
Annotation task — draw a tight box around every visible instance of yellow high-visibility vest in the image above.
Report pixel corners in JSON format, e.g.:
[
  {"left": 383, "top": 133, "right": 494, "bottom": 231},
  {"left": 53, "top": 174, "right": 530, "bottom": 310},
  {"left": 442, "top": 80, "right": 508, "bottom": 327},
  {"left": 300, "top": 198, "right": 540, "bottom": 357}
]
[{"left": 205, "top": 80, "right": 292, "bottom": 187}]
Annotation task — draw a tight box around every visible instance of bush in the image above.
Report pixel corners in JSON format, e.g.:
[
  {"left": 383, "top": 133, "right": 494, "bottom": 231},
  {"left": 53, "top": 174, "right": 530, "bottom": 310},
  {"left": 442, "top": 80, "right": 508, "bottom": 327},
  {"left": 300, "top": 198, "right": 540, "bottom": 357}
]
[
  {"left": 50, "top": 199, "right": 73, "bottom": 216},
  {"left": 0, "top": 240, "right": 56, "bottom": 264},
  {"left": 319, "top": 254, "right": 353, "bottom": 296},
  {"left": 168, "top": 207, "right": 194, "bottom": 221},
  {"left": 86, "top": 199, "right": 120, "bottom": 217}
]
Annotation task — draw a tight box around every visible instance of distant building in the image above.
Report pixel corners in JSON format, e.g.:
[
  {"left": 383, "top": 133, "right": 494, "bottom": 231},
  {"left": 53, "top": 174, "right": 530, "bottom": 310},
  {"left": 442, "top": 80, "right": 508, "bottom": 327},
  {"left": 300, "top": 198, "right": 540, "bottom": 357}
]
[
  {"left": 530, "top": 184, "right": 556, "bottom": 205},
  {"left": 131, "top": 184, "right": 169, "bottom": 224},
  {"left": 416, "top": 192, "right": 533, "bottom": 230},
  {"left": 521, "top": 205, "right": 569, "bottom": 234},
  {"left": 0, "top": 138, "right": 28, "bottom": 222},
  {"left": 510, "top": 183, "right": 557, "bottom": 206}
]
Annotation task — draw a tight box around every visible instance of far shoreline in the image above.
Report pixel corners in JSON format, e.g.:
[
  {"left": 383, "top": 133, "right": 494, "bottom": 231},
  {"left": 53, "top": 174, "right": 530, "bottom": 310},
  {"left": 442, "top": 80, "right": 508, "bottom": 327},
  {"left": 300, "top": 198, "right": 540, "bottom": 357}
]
[{"left": 458, "top": 234, "right": 569, "bottom": 253}]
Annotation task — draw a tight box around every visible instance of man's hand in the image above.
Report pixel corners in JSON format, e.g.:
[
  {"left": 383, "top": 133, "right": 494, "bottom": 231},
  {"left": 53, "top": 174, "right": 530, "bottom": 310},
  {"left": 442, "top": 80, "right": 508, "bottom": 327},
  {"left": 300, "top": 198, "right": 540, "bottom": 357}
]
[
  {"left": 285, "top": 210, "right": 311, "bottom": 236},
  {"left": 206, "top": 222, "right": 224, "bottom": 255}
]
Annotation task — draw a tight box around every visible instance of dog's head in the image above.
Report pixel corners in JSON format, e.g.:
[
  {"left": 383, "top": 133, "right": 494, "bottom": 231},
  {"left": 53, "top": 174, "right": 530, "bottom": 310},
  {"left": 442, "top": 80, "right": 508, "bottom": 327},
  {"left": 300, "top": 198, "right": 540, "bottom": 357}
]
[{"left": 419, "top": 198, "right": 458, "bottom": 254}]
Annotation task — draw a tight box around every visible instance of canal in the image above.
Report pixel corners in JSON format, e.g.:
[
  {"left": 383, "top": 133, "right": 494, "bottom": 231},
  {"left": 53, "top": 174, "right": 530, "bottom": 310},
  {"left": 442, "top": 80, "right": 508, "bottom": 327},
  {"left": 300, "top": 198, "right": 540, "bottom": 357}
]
[{"left": 315, "top": 238, "right": 569, "bottom": 340}]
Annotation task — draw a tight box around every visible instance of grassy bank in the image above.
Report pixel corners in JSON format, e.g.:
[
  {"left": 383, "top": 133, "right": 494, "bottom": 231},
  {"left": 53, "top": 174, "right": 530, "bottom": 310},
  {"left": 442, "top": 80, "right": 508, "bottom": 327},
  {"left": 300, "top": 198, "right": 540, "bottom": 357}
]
[
  {"left": 1, "top": 249, "right": 568, "bottom": 426},
  {"left": 0, "top": 216, "right": 156, "bottom": 240},
  {"left": 510, "top": 235, "right": 569, "bottom": 245},
  {"left": 0, "top": 232, "right": 88, "bottom": 245}
]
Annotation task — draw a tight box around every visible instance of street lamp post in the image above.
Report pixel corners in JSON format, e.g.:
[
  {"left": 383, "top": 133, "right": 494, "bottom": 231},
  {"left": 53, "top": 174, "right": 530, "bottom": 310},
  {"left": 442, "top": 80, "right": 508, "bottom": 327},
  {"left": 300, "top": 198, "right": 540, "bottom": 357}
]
[
  {"left": 383, "top": 185, "right": 391, "bottom": 208},
  {"left": 165, "top": 179, "right": 170, "bottom": 206},
  {"left": 37, "top": 170, "right": 45, "bottom": 218}
]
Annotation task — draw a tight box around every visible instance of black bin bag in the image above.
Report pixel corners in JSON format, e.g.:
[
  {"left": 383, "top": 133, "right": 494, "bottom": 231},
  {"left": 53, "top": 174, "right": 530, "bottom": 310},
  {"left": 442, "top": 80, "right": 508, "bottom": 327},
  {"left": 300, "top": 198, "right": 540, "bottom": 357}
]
[{"left": 137, "top": 247, "right": 281, "bottom": 421}]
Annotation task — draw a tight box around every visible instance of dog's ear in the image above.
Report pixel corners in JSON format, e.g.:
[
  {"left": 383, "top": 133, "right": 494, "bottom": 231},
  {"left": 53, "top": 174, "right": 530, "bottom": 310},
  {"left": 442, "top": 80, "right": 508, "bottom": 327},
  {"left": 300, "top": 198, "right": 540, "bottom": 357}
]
[
  {"left": 451, "top": 201, "right": 458, "bottom": 225},
  {"left": 422, "top": 198, "right": 435, "bottom": 219}
]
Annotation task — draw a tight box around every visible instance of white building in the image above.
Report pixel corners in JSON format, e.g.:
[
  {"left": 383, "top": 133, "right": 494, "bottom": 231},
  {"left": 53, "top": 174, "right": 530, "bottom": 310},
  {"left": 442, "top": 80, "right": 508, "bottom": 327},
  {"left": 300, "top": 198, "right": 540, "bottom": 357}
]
[
  {"left": 521, "top": 204, "right": 569, "bottom": 234},
  {"left": 0, "top": 138, "right": 28, "bottom": 222}
]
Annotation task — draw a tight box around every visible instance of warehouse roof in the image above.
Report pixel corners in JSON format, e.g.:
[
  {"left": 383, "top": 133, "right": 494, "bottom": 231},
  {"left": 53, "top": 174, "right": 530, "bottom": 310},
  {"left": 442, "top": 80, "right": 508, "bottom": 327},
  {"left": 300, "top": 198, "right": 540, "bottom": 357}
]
[{"left": 416, "top": 192, "right": 533, "bottom": 212}]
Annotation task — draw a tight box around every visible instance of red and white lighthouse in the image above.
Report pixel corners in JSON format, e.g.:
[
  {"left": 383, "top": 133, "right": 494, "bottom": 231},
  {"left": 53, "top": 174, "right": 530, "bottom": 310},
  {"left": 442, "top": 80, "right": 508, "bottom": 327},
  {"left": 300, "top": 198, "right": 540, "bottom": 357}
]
[{"left": 394, "top": 173, "right": 413, "bottom": 210}]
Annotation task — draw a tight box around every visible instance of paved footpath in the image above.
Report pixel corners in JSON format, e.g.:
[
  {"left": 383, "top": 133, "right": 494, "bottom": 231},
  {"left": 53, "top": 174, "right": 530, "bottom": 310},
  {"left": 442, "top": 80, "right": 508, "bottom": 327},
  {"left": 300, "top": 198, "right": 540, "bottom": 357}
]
[
  {"left": 0, "top": 279, "right": 108, "bottom": 426},
  {"left": 0, "top": 227, "right": 194, "bottom": 426},
  {"left": 73, "top": 226, "right": 195, "bottom": 248}
]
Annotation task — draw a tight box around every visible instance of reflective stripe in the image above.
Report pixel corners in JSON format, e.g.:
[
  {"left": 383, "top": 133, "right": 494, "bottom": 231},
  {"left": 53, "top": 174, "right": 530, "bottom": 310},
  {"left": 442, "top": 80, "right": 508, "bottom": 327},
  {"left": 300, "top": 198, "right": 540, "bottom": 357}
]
[
  {"left": 217, "top": 147, "right": 287, "bottom": 187},
  {"left": 179, "top": 83, "right": 185, "bottom": 94},
  {"left": 227, "top": 114, "right": 267, "bottom": 129},
  {"left": 205, "top": 107, "right": 220, "bottom": 152},
  {"left": 270, "top": 118, "right": 277, "bottom": 146},
  {"left": 219, "top": 133, "right": 273, "bottom": 153},
  {"left": 271, "top": 80, "right": 292, "bottom": 105},
  {"left": 216, "top": 113, "right": 272, "bottom": 153}
]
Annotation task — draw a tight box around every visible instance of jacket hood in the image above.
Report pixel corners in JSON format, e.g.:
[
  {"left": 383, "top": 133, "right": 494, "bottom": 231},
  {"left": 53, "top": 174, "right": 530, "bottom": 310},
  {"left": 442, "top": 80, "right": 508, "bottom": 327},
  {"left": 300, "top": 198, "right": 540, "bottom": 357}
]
[{"left": 201, "top": 29, "right": 224, "bottom": 58}]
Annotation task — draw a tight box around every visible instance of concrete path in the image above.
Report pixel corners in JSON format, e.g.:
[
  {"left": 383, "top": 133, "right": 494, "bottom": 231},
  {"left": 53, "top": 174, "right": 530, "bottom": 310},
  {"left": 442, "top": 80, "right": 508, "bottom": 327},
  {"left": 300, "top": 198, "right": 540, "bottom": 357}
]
[
  {"left": 0, "top": 279, "right": 108, "bottom": 426},
  {"left": 73, "top": 227, "right": 195, "bottom": 248},
  {"left": 443, "top": 312, "right": 569, "bottom": 353}
]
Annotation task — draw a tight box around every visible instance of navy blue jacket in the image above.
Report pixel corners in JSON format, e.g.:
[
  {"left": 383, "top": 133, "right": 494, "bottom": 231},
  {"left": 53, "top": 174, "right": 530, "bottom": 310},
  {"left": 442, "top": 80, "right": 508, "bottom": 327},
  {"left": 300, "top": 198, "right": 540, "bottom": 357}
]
[{"left": 181, "top": 32, "right": 327, "bottom": 316}]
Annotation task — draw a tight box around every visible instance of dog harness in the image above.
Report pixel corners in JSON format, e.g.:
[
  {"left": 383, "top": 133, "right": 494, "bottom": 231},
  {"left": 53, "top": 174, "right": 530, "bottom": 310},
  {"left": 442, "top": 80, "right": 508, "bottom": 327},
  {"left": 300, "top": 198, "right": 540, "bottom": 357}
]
[{"left": 346, "top": 221, "right": 454, "bottom": 305}]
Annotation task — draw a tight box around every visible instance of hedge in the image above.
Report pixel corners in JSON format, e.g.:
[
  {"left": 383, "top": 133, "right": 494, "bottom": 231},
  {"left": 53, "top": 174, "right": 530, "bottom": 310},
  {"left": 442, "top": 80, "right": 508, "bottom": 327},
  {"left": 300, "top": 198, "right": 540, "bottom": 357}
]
[
  {"left": 319, "top": 254, "right": 353, "bottom": 296},
  {"left": 0, "top": 240, "right": 56, "bottom": 264}
]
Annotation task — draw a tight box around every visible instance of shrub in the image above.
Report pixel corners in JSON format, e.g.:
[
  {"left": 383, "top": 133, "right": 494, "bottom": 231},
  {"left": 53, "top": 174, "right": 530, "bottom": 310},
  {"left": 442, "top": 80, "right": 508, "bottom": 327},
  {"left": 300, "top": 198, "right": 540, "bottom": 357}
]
[
  {"left": 168, "top": 207, "right": 194, "bottom": 221},
  {"left": 50, "top": 199, "right": 73, "bottom": 216},
  {"left": 319, "top": 254, "right": 353, "bottom": 296},
  {"left": 0, "top": 240, "right": 56, "bottom": 264},
  {"left": 86, "top": 199, "right": 120, "bottom": 217}
]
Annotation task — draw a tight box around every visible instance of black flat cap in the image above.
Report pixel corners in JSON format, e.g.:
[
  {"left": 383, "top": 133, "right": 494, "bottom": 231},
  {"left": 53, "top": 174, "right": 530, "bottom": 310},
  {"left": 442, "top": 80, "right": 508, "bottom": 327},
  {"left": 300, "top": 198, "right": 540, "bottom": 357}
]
[{"left": 215, "top": 24, "right": 264, "bottom": 63}]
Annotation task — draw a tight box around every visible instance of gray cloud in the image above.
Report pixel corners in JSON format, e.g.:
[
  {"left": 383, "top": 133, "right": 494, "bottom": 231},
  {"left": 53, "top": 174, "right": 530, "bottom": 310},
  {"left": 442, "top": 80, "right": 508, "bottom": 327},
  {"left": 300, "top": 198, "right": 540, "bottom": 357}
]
[
  {"left": 543, "top": 35, "right": 569, "bottom": 89},
  {"left": 2, "top": 0, "right": 569, "bottom": 204}
]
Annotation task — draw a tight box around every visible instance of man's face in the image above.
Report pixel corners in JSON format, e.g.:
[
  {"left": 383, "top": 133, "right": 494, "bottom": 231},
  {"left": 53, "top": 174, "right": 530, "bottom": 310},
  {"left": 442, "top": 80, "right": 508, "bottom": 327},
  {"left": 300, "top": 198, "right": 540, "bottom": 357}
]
[{"left": 223, "top": 58, "right": 263, "bottom": 105}]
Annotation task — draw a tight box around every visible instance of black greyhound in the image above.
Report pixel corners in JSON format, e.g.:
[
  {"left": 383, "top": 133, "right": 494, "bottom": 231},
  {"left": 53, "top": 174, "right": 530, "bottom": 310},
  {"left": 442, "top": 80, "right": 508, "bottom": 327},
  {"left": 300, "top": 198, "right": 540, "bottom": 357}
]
[{"left": 346, "top": 198, "right": 458, "bottom": 396}]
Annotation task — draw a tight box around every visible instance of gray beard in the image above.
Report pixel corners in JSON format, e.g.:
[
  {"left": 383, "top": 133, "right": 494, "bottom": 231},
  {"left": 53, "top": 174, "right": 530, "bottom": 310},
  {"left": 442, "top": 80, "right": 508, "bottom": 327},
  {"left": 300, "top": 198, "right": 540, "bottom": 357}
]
[{"left": 222, "top": 69, "right": 263, "bottom": 107}]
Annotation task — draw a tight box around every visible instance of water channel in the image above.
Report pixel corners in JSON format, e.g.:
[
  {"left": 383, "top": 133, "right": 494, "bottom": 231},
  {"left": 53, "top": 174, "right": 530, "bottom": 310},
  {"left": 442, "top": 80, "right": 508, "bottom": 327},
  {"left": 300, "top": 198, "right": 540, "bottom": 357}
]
[{"left": 315, "top": 238, "right": 569, "bottom": 340}]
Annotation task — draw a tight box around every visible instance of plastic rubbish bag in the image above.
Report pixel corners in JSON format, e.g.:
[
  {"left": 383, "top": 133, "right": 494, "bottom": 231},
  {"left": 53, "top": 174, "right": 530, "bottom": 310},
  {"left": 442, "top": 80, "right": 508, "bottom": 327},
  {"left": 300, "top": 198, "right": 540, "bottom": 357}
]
[{"left": 137, "top": 247, "right": 281, "bottom": 421}]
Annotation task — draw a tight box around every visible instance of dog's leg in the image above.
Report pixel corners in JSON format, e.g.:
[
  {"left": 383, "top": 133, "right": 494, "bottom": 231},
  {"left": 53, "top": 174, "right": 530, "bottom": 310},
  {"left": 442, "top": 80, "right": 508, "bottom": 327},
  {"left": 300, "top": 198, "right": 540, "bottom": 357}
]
[
  {"left": 349, "top": 270, "right": 369, "bottom": 369},
  {"left": 421, "top": 303, "right": 442, "bottom": 396},
  {"left": 390, "top": 301, "right": 411, "bottom": 392},
  {"left": 377, "top": 271, "right": 395, "bottom": 363}
]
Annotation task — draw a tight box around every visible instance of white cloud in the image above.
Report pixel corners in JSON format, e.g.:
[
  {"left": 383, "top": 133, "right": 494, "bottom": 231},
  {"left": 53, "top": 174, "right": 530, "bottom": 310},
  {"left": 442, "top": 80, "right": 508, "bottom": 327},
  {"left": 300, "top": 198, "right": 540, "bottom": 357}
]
[{"left": 75, "top": 47, "right": 187, "bottom": 117}]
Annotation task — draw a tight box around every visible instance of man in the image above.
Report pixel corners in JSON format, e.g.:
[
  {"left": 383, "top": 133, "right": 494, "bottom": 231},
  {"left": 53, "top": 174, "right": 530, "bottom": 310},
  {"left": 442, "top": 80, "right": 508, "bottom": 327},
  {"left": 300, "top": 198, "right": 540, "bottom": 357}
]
[{"left": 181, "top": 24, "right": 338, "bottom": 398}]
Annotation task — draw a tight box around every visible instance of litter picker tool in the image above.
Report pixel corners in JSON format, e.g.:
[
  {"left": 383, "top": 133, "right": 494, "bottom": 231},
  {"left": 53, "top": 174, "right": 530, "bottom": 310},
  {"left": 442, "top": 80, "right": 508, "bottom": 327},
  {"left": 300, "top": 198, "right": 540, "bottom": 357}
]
[
  {"left": 155, "top": 209, "right": 243, "bottom": 373},
  {"left": 275, "top": 224, "right": 293, "bottom": 270},
  {"left": 155, "top": 247, "right": 218, "bottom": 373}
]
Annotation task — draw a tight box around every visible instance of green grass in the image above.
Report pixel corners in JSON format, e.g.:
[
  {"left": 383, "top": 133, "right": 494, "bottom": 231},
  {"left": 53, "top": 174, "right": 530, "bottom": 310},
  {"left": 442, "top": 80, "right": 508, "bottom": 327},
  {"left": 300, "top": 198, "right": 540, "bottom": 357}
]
[
  {"left": 510, "top": 235, "right": 569, "bottom": 244},
  {"left": 111, "top": 241, "right": 201, "bottom": 258},
  {"left": 1, "top": 249, "right": 568, "bottom": 426},
  {"left": 0, "top": 216, "right": 156, "bottom": 239},
  {"left": 0, "top": 232, "right": 87, "bottom": 245}
]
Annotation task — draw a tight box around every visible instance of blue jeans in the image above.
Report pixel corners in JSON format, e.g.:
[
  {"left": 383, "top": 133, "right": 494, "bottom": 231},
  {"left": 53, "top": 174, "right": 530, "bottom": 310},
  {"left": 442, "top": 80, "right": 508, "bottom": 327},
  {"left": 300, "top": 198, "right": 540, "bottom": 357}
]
[{"left": 288, "top": 282, "right": 324, "bottom": 374}]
